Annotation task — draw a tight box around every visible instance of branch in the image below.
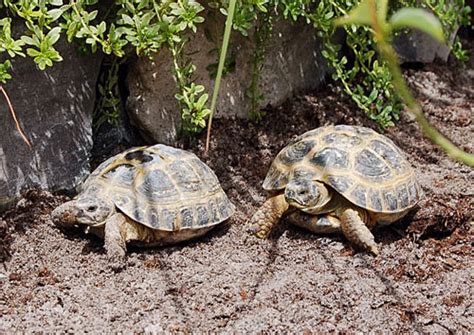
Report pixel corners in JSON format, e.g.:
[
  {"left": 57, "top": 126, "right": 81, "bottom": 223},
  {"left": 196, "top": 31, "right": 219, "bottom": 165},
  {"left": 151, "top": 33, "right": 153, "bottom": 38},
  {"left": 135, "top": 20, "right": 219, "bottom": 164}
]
[{"left": 1, "top": 85, "right": 32, "bottom": 148}]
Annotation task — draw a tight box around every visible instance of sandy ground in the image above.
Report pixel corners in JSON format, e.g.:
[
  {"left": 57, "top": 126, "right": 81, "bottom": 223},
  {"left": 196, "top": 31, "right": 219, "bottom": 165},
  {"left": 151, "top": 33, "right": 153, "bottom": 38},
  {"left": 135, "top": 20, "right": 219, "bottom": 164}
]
[{"left": 1, "top": 46, "right": 473, "bottom": 332}]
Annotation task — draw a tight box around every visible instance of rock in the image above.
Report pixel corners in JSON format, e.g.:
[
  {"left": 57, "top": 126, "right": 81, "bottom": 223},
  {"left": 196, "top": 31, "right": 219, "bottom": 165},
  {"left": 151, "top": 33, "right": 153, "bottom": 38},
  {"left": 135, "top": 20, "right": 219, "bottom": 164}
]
[
  {"left": 127, "top": 16, "right": 329, "bottom": 144},
  {"left": 0, "top": 34, "right": 102, "bottom": 209},
  {"left": 394, "top": 28, "right": 455, "bottom": 64}
]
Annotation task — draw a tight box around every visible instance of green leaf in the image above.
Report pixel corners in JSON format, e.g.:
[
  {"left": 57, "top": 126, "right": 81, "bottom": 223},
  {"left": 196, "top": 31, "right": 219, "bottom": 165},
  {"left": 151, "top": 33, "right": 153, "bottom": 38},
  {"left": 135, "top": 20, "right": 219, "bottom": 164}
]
[
  {"left": 120, "top": 14, "right": 133, "bottom": 26},
  {"left": 389, "top": 8, "right": 445, "bottom": 42},
  {"left": 21, "top": 36, "right": 34, "bottom": 45},
  {"left": 377, "top": 0, "right": 389, "bottom": 24},
  {"left": 196, "top": 93, "right": 208, "bottom": 109},
  {"left": 334, "top": 0, "right": 372, "bottom": 27},
  {"left": 26, "top": 48, "right": 41, "bottom": 57},
  {"left": 48, "top": 8, "right": 63, "bottom": 21},
  {"left": 47, "top": 27, "right": 62, "bottom": 45}
]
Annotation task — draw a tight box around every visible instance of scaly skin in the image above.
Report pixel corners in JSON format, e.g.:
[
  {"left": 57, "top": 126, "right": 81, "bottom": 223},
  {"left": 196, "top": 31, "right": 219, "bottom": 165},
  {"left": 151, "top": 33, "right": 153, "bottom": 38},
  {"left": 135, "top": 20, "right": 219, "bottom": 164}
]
[
  {"left": 339, "top": 207, "right": 379, "bottom": 256},
  {"left": 289, "top": 200, "right": 379, "bottom": 255},
  {"left": 103, "top": 213, "right": 128, "bottom": 269},
  {"left": 287, "top": 212, "right": 341, "bottom": 234},
  {"left": 248, "top": 194, "right": 289, "bottom": 238},
  {"left": 51, "top": 201, "right": 80, "bottom": 228},
  {"left": 301, "top": 194, "right": 379, "bottom": 255},
  {"left": 254, "top": 190, "right": 380, "bottom": 255}
]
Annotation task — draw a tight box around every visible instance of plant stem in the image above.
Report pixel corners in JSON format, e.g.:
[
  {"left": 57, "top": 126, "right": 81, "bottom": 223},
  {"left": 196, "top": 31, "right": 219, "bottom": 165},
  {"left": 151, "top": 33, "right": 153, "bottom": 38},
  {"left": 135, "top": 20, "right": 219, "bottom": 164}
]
[
  {"left": 368, "top": 0, "right": 474, "bottom": 166},
  {"left": 380, "top": 42, "right": 474, "bottom": 166},
  {"left": 0, "top": 85, "right": 32, "bottom": 148},
  {"left": 71, "top": 2, "right": 105, "bottom": 48},
  {"left": 205, "top": 0, "right": 237, "bottom": 154}
]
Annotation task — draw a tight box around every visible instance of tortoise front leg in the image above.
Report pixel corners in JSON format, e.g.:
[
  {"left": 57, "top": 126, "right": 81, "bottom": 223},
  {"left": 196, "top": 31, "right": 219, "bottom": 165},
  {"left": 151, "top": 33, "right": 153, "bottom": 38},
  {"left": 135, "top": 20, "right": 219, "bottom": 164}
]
[
  {"left": 104, "top": 213, "right": 128, "bottom": 268},
  {"left": 248, "top": 194, "right": 289, "bottom": 238},
  {"left": 339, "top": 207, "right": 379, "bottom": 256}
]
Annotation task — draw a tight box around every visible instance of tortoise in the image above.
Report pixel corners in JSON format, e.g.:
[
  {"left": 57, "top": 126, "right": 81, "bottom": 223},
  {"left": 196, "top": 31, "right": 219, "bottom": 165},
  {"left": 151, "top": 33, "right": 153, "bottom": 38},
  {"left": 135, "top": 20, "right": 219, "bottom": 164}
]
[
  {"left": 52, "top": 144, "right": 235, "bottom": 265},
  {"left": 249, "top": 125, "right": 422, "bottom": 255}
]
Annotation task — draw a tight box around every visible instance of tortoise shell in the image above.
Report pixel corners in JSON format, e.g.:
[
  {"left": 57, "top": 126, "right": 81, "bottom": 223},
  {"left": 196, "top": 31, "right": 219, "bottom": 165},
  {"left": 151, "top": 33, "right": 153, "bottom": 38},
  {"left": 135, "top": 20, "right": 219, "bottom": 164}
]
[
  {"left": 263, "top": 125, "right": 421, "bottom": 214},
  {"left": 79, "top": 144, "right": 235, "bottom": 231}
]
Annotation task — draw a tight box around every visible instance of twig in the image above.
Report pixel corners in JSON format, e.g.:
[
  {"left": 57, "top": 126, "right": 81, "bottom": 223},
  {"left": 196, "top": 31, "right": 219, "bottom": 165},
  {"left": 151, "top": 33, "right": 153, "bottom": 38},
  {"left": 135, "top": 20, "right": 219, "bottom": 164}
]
[{"left": 0, "top": 85, "right": 32, "bottom": 148}]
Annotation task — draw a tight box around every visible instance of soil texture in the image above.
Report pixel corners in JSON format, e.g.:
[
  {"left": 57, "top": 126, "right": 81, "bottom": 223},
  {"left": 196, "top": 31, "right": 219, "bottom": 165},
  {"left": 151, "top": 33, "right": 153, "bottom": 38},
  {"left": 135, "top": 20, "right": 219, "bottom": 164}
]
[{"left": 1, "top": 52, "right": 473, "bottom": 332}]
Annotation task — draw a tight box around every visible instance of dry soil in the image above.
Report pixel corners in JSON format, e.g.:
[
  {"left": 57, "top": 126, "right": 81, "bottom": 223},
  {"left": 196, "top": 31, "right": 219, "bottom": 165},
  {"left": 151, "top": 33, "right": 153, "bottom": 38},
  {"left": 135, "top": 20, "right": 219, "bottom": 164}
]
[{"left": 1, "top": 50, "right": 473, "bottom": 333}]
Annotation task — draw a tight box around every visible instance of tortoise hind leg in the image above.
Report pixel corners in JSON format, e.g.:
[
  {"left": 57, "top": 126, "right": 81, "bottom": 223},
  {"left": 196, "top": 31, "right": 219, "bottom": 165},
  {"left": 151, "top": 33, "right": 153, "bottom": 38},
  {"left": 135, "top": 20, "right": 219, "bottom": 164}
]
[
  {"left": 287, "top": 212, "right": 341, "bottom": 234},
  {"left": 287, "top": 210, "right": 379, "bottom": 255},
  {"left": 339, "top": 208, "right": 379, "bottom": 256},
  {"left": 248, "top": 194, "right": 289, "bottom": 238}
]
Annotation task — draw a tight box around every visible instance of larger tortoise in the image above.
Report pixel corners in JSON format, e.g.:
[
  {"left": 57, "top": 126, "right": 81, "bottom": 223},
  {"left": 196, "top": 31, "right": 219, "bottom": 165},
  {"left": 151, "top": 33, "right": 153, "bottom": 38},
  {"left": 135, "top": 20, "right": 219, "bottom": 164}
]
[
  {"left": 249, "top": 125, "right": 422, "bottom": 255},
  {"left": 52, "top": 144, "right": 234, "bottom": 265}
]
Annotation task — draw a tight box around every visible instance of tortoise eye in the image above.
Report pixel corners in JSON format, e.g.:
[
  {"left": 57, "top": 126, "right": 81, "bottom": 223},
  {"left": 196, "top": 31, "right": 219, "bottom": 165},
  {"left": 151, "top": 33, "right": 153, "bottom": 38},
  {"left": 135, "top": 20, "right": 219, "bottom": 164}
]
[{"left": 86, "top": 205, "right": 97, "bottom": 212}]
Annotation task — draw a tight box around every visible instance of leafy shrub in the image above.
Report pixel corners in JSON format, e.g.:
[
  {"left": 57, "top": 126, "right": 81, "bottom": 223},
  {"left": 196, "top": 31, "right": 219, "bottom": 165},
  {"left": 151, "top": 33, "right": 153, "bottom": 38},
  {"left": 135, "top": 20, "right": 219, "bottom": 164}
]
[{"left": 0, "top": 0, "right": 471, "bottom": 133}]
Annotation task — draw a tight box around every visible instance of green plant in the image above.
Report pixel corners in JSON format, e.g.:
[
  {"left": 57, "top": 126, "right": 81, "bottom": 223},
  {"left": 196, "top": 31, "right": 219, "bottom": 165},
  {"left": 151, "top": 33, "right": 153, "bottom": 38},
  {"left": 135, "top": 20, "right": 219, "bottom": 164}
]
[
  {"left": 205, "top": 0, "right": 238, "bottom": 152},
  {"left": 236, "top": 0, "right": 470, "bottom": 128},
  {"left": 335, "top": 0, "right": 474, "bottom": 166},
  {"left": 306, "top": 0, "right": 471, "bottom": 129},
  {"left": 0, "top": 0, "right": 214, "bottom": 137},
  {"left": 1, "top": 0, "right": 471, "bottom": 144},
  {"left": 93, "top": 58, "right": 122, "bottom": 130},
  {"left": 398, "top": 0, "right": 472, "bottom": 62},
  {"left": 247, "top": 8, "right": 273, "bottom": 122}
]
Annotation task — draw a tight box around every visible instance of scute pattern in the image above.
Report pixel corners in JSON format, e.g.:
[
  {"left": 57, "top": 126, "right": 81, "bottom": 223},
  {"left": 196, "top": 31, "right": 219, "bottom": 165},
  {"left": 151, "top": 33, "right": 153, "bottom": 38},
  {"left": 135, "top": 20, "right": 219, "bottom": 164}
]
[
  {"left": 350, "top": 184, "right": 368, "bottom": 208},
  {"left": 197, "top": 205, "right": 210, "bottom": 226},
  {"left": 263, "top": 125, "right": 420, "bottom": 214},
  {"left": 125, "top": 150, "right": 153, "bottom": 163},
  {"left": 323, "top": 132, "right": 362, "bottom": 147},
  {"left": 280, "top": 139, "right": 316, "bottom": 165},
  {"left": 368, "top": 189, "right": 383, "bottom": 212},
  {"left": 384, "top": 191, "right": 399, "bottom": 212},
  {"left": 137, "top": 169, "right": 179, "bottom": 202},
  {"left": 311, "top": 148, "right": 349, "bottom": 170},
  {"left": 161, "top": 209, "right": 177, "bottom": 230},
  {"left": 190, "top": 158, "right": 221, "bottom": 192},
  {"left": 83, "top": 144, "right": 234, "bottom": 231},
  {"left": 169, "top": 160, "right": 202, "bottom": 193},
  {"left": 398, "top": 185, "right": 410, "bottom": 208},
  {"left": 180, "top": 207, "right": 194, "bottom": 228},
  {"left": 408, "top": 183, "right": 419, "bottom": 204},
  {"left": 355, "top": 149, "right": 391, "bottom": 179},
  {"left": 369, "top": 139, "right": 404, "bottom": 172},
  {"left": 327, "top": 175, "right": 352, "bottom": 193},
  {"left": 262, "top": 166, "right": 289, "bottom": 190}
]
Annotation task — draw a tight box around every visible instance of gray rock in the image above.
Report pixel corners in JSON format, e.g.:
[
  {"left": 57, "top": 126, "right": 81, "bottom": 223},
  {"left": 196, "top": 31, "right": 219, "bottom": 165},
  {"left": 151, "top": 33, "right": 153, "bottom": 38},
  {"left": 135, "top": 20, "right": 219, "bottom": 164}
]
[
  {"left": 0, "top": 38, "right": 102, "bottom": 209},
  {"left": 394, "top": 29, "right": 455, "bottom": 64},
  {"left": 127, "top": 16, "right": 329, "bottom": 144}
]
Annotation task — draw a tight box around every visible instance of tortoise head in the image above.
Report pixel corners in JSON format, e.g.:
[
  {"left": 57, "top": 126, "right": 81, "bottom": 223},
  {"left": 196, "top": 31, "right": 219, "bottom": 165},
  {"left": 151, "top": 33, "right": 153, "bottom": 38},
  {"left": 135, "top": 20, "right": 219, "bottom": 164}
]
[
  {"left": 284, "top": 179, "right": 331, "bottom": 213},
  {"left": 52, "top": 194, "right": 115, "bottom": 228}
]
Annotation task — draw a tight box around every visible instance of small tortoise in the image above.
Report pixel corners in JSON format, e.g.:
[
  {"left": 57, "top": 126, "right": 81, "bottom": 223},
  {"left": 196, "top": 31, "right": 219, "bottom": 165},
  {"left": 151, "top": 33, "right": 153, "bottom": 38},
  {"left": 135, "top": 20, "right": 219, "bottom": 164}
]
[
  {"left": 249, "top": 125, "right": 421, "bottom": 255},
  {"left": 52, "top": 144, "right": 234, "bottom": 264}
]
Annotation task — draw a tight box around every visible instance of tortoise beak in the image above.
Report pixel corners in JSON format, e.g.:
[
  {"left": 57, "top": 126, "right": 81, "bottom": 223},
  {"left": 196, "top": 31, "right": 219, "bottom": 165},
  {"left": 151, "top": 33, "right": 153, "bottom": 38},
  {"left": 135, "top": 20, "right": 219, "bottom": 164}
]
[
  {"left": 285, "top": 192, "right": 305, "bottom": 209},
  {"left": 51, "top": 202, "right": 78, "bottom": 228}
]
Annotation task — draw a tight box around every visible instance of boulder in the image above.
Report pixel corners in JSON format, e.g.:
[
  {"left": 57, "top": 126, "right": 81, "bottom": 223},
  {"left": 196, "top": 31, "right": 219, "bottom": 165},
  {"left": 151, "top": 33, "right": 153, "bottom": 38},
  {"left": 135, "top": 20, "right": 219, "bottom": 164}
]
[
  {"left": 126, "top": 16, "right": 329, "bottom": 144},
  {"left": 394, "top": 29, "right": 454, "bottom": 64},
  {"left": 0, "top": 38, "right": 102, "bottom": 209}
]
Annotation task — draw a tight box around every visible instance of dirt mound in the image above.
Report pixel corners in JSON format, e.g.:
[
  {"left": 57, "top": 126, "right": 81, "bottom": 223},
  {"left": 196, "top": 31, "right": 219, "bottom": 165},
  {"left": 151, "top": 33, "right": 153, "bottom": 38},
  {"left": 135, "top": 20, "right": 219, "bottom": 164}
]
[{"left": 0, "top": 190, "right": 67, "bottom": 263}]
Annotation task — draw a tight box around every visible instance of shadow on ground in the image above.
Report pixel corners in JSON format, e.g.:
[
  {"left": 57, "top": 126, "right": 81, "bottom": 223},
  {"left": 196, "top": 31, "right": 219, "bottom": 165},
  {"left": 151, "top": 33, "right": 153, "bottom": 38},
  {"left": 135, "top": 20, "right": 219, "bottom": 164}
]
[{"left": 1, "top": 44, "right": 473, "bottom": 333}]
